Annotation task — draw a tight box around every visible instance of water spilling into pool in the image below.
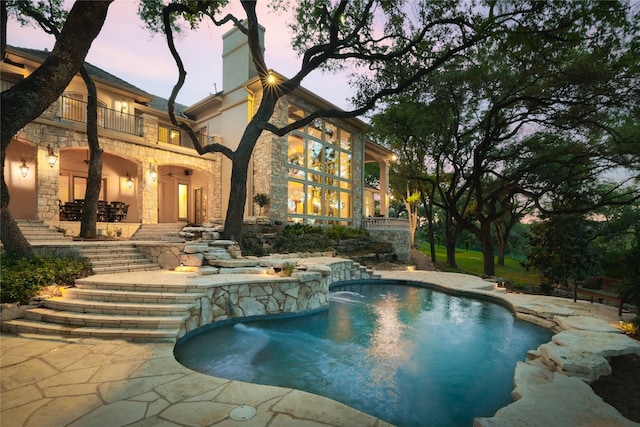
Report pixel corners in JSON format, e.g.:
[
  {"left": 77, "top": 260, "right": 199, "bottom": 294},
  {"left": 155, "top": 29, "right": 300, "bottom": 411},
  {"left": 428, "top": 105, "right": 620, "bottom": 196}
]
[{"left": 174, "top": 282, "right": 551, "bottom": 426}]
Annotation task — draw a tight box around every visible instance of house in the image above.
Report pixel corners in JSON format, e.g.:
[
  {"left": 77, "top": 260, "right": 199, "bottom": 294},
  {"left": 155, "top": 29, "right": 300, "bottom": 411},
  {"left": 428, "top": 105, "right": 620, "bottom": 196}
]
[{"left": 2, "top": 24, "right": 409, "bottom": 259}]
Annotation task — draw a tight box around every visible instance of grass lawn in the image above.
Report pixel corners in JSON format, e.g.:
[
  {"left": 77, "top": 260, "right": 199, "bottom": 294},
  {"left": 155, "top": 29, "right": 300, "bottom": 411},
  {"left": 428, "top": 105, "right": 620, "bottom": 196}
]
[{"left": 419, "top": 243, "right": 542, "bottom": 287}]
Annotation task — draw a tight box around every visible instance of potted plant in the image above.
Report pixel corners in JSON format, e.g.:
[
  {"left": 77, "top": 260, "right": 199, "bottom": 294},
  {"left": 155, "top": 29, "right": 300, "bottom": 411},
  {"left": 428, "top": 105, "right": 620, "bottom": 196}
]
[
  {"left": 273, "top": 220, "right": 284, "bottom": 233},
  {"left": 253, "top": 193, "right": 270, "bottom": 215},
  {"left": 281, "top": 262, "right": 295, "bottom": 277}
]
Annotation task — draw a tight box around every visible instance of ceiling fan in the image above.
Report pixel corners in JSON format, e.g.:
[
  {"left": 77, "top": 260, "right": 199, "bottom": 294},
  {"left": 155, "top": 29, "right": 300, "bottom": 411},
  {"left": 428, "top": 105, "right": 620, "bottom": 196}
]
[{"left": 163, "top": 166, "right": 175, "bottom": 177}]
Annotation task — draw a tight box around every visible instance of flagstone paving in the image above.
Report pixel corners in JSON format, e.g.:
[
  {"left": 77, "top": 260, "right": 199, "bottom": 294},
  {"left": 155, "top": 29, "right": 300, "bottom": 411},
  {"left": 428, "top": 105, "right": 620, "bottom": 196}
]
[{"left": 1, "top": 269, "right": 637, "bottom": 427}]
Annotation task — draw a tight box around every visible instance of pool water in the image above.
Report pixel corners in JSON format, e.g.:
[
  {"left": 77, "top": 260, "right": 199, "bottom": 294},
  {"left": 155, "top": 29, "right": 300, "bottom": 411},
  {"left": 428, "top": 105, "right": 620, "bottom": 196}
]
[{"left": 174, "top": 283, "right": 551, "bottom": 427}]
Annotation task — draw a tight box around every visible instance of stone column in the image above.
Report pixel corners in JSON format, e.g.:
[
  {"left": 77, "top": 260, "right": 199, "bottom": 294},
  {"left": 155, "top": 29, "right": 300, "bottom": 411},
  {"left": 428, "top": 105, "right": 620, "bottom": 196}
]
[
  {"left": 140, "top": 114, "right": 159, "bottom": 224},
  {"left": 140, "top": 158, "right": 158, "bottom": 224},
  {"left": 36, "top": 143, "right": 60, "bottom": 221},
  {"left": 378, "top": 159, "right": 390, "bottom": 217}
]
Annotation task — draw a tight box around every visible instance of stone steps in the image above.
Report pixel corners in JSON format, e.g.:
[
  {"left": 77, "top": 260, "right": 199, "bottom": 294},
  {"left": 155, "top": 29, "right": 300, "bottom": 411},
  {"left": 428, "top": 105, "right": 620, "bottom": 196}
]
[
  {"left": 44, "top": 298, "right": 193, "bottom": 316},
  {"left": 65, "top": 288, "right": 200, "bottom": 304},
  {"left": 2, "top": 268, "right": 203, "bottom": 342},
  {"left": 16, "top": 220, "right": 73, "bottom": 243},
  {"left": 130, "top": 223, "right": 186, "bottom": 241},
  {"left": 1, "top": 319, "right": 178, "bottom": 342},
  {"left": 23, "top": 307, "right": 185, "bottom": 329},
  {"left": 74, "top": 278, "right": 203, "bottom": 293},
  {"left": 76, "top": 243, "right": 160, "bottom": 274}
]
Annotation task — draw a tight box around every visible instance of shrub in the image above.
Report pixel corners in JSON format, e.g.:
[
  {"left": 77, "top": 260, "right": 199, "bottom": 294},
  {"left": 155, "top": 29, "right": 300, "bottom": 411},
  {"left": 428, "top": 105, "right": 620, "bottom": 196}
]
[
  {"left": 0, "top": 252, "right": 91, "bottom": 303},
  {"left": 281, "top": 262, "right": 295, "bottom": 277},
  {"left": 283, "top": 223, "right": 323, "bottom": 236},
  {"left": 324, "top": 225, "right": 369, "bottom": 240}
]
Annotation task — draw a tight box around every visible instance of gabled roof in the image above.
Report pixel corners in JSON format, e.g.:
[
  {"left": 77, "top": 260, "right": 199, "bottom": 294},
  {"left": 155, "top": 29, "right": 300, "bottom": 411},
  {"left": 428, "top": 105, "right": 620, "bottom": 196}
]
[{"left": 5, "top": 45, "right": 190, "bottom": 118}]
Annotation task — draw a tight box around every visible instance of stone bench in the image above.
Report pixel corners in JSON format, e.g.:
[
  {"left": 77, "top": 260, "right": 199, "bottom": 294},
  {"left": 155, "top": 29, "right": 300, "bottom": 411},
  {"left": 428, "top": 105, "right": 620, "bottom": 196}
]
[{"left": 574, "top": 276, "right": 624, "bottom": 317}]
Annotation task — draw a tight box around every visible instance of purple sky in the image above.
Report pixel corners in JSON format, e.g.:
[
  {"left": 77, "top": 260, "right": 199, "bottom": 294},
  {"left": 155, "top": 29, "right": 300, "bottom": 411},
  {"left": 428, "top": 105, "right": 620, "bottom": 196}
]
[{"left": 6, "top": 1, "right": 355, "bottom": 110}]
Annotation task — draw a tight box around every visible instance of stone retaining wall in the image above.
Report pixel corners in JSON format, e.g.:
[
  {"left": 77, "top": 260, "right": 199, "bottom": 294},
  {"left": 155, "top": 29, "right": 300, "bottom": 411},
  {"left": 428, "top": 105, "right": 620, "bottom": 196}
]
[
  {"left": 367, "top": 228, "right": 411, "bottom": 262},
  {"left": 178, "top": 258, "right": 378, "bottom": 338}
]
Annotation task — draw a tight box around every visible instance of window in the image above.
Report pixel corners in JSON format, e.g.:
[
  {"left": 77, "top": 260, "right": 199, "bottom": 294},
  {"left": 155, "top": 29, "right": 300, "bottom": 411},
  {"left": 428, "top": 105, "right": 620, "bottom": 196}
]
[
  {"left": 178, "top": 183, "right": 188, "bottom": 220},
  {"left": 158, "top": 124, "right": 181, "bottom": 146},
  {"left": 286, "top": 104, "right": 354, "bottom": 225}
]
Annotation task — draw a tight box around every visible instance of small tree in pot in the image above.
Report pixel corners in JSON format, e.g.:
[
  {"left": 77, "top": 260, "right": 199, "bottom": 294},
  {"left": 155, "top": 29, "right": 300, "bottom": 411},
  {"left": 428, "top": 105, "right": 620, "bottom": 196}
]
[{"left": 253, "top": 193, "right": 270, "bottom": 216}]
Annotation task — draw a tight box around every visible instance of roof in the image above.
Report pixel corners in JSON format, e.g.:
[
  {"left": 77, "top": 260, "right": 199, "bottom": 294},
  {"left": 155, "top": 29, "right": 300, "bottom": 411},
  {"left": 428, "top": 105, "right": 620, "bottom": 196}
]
[{"left": 5, "top": 45, "right": 190, "bottom": 118}]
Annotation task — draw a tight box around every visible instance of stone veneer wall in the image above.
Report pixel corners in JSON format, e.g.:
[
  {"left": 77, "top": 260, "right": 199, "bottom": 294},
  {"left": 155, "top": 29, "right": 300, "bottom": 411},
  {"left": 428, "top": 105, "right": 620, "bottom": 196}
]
[
  {"left": 370, "top": 229, "right": 411, "bottom": 262},
  {"left": 178, "top": 259, "right": 378, "bottom": 339}
]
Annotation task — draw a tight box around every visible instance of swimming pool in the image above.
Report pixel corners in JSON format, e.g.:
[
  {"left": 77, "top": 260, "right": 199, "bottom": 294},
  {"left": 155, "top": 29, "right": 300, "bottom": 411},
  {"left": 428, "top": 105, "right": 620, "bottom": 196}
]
[{"left": 174, "top": 281, "right": 552, "bottom": 426}]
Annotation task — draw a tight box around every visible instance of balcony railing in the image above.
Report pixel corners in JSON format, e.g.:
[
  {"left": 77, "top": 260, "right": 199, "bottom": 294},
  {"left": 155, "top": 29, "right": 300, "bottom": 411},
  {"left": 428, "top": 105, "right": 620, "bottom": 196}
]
[
  {"left": 58, "top": 95, "right": 143, "bottom": 136},
  {"left": 363, "top": 217, "right": 410, "bottom": 230}
]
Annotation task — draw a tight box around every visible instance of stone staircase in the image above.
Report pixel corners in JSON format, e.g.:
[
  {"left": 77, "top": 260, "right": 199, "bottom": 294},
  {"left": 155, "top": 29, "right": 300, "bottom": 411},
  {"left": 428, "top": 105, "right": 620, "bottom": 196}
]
[
  {"left": 76, "top": 243, "right": 160, "bottom": 274},
  {"left": 16, "top": 220, "right": 73, "bottom": 243},
  {"left": 2, "top": 275, "right": 204, "bottom": 342},
  {"left": 130, "top": 223, "right": 186, "bottom": 241}
]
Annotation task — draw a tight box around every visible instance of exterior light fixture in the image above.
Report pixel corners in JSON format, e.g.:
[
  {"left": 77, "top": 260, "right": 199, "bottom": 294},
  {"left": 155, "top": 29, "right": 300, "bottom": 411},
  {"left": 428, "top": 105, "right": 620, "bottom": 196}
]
[
  {"left": 19, "top": 159, "right": 29, "bottom": 177},
  {"left": 126, "top": 173, "right": 133, "bottom": 189},
  {"left": 266, "top": 72, "right": 277, "bottom": 85},
  {"left": 149, "top": 163, "right": 157, "bottom": 182},
  {"left": 46, "top": 144, "right": 58, "bottom": 167}
]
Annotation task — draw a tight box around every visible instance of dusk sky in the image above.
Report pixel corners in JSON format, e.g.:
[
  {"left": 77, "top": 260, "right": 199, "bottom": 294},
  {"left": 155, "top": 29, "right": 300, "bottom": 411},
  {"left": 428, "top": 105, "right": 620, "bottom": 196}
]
[{"left": 6, "top": 1, "right": 356, "bottom": 110}]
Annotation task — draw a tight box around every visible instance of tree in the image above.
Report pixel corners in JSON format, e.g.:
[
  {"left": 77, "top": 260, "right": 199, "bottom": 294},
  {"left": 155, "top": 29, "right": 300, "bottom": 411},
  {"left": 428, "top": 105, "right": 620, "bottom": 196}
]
[
  {"left": 140, "top": 0, "right": 536, "bottom": 245},
  {"left": 493, "top": 196, "right": 534, "bottom": 265},
  {"left": 525, "top": 213, "right": 600, "bottom": 286},
  {"left": 7, "top": 1, "right": 104, "bottom": 239},
  {"left": 370, "top": 0, "right": 640, "bottom": 276},
  {"left": 1, "top": 1, "right": 112, "bottom": 255},
  {"left": 404, "top": 191, "right": 420, "bottom": 248}
]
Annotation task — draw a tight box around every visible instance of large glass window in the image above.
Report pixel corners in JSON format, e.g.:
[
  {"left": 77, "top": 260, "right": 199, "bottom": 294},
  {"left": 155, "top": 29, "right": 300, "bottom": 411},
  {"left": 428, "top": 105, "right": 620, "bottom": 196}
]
[{"left": 286, "top": 104, "right": 354, "bottom": 225}]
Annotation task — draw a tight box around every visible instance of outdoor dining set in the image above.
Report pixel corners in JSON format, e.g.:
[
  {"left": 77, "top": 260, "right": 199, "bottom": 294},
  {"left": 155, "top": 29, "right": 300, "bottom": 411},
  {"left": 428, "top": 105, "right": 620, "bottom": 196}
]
[{"left": 59, "top": 200, "right": 129, "bottom": 222}]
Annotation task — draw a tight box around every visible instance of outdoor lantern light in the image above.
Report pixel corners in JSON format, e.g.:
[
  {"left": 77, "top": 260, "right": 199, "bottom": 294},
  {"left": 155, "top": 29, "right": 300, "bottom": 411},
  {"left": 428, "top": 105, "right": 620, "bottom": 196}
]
[
  {"left": 19, "top": 159, "right": 29, "bottom": 177},
  {"left": 126, "top": 173, "right": 133, "bottom": 189},
  {"left": 46, "top": 144, "right": 58, "bottom": 167},
  {"left": 149, "top": 163, "right": 157, "bottom": 182},
  {"left": 266, "top": 71, "right": 277, "bottom": 85}
]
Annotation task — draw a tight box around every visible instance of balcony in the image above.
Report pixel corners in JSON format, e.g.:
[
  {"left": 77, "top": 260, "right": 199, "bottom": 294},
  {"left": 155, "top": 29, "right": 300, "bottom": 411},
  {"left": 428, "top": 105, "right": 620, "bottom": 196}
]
[{"left": 58, "top": 95, "right": 143, "bottom": 136}]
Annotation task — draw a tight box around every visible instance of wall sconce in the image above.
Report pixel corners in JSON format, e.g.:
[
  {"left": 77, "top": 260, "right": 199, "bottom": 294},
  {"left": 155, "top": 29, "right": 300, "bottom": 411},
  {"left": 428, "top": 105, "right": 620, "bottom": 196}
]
[
  {"left": 115, "top": 100, "right": 128, "bottom": 113},
  {"left": 126, "top": 173, "right": 133, "bottom": 189},
  {"left": 19, "top": 159, "right": 29, "bottom": 177},
  {"left": 149, "top": 163, "right": 157, "bottom": 182},
  {"left": 46, "top": 144, "right": 58, "bottom": 167}
]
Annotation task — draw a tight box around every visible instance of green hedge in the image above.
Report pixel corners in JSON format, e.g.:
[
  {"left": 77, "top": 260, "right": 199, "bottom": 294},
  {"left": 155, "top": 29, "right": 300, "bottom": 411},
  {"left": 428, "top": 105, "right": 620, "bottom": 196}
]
[{"left": 0, "top": 252, "right": 91, "bottom": 303}]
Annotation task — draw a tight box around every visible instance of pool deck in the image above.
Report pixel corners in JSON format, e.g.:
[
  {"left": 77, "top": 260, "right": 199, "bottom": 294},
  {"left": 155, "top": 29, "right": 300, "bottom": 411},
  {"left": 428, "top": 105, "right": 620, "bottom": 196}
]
[{"left": 1, "top": 268, "right": 637, "bottom": 427}]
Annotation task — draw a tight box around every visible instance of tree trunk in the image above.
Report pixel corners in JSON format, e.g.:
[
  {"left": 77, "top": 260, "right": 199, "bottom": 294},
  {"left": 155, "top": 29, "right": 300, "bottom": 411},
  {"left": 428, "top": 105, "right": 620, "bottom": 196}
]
[
  {"left": 79, "top": 66, "right": 102, "bottom": 239},
  {"left": 497, "top": 239, "right": 506, "bottom": 266},
  {"left": 426, "top": 209, "right": 437, "bottom": 263},
  {"left": 80, "top": 148, "right": 103, "bottom": 238},
  {"left": 479, "top": 221, "right": 496, "bottom": 276},
  {"left": 222, "top": 154, "right": 250, "bottom": 244},
  {"left": 445, "top": 212, "right": 458, "bottom": 269},
  {"left": 221, "top": 91, "right": 277, "bottom": 246}
]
